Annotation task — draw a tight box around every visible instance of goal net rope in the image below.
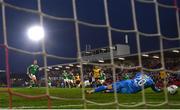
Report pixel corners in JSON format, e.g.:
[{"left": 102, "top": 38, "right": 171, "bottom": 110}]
[{"left": 0, "top": 0, "right": 179, "bottom": 109}]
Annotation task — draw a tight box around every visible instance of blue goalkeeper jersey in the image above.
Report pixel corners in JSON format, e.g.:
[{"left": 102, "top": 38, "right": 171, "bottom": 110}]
[{"left": 112, "top": 72, "right": 160, "bottom": 93}]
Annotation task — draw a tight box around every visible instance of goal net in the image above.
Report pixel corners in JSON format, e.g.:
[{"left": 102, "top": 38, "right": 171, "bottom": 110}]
[{"left": 0, "top": 0, "right": 179, "bottom": 109}]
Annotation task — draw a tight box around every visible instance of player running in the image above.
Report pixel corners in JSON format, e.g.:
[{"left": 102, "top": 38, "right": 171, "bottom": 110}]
[
  {"left": 86, "top": 72, "right": 161, "bottom": 94},
  {"left": 27, "top": 60, "right": 39, "bottom": 88}
]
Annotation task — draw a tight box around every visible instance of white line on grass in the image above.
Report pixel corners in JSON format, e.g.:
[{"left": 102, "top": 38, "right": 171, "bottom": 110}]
[{"left": 10, "top": 102, "right": 180, "bottom": 109}]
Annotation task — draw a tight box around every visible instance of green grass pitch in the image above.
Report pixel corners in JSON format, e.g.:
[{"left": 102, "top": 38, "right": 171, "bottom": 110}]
[{"left": 0, "top": 88, "right": 179, "bottom": 109}]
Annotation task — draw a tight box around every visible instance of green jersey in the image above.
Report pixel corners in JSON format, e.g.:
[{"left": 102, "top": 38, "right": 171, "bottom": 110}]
[
  {"left": 27, "top": 64, "right": 39, "bottom": 75},
  {"left": 68, "top": 73, "right": 74, "bottom": 80},
  {"left": 100, "top": 72, "right": 106, "bottom": 80},
  {"left": 48, "top": 78, "right": 51, "bottom": 83},
  {"left": 62, "top": 72, "right": 68, "bottom": 79},
  {"left": 123, "top": 74, "right": 129, "bottom": 80}
]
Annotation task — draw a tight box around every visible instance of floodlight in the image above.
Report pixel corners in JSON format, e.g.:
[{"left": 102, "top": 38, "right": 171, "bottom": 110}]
[{"left": 27, "top": 25, "right": 44, "bottom": 41}]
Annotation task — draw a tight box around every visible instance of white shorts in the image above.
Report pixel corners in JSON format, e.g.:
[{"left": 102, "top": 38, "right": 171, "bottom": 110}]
[
  {"left": 92, "top": 77, "right": 95, "bottom": 82},
  {"left": 29, "top": 74, "right": 36, "bottom": 80},
  {"left": 64, "top": 79, "right": 69, "bottom": 82},
  {"left": 100, "top": 80, "right": 105, "bottom": 84},
  {"left": 48, "top": 83, "right": 51, "bottom": 86},
  {"left": 84, "top": 80, "right": 90, "bottom": 87},
  {"left": 68, "top": 79, "right": 73, "bottom": 83}
]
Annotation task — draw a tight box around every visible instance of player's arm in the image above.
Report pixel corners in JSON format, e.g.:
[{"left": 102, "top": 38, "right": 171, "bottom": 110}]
[
  {"left": 36, "top": 65, "right": 40, "bottom": 71},
  {"left": 26, "top": 65, "right": 31, "bottom": 75}
]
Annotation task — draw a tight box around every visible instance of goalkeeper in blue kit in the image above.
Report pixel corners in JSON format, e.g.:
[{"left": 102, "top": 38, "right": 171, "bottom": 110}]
[{"left": 86, "top": 72, "right": 161, "bottom": 94}]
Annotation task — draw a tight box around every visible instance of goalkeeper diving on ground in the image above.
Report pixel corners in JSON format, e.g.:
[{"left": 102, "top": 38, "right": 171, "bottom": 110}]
[{"left": 86, "top": 71, "right": 162, "bottom": 94}]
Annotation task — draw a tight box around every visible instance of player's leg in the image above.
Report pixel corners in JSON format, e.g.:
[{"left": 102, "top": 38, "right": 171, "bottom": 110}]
[
  {"left": 118, "top": 80, "right": 134, "bottom": 94},
  {"left": 28, "top": 74, "right": 34, "bottom": 88},
  {"left": 95, "top": 78, "right": 101, "bottom": 87},
  {"left": 35, "top": 75, "right": 40, "bottom": 87},
  {"left": 73, "top": 80, "right": 76, "bottom": 87},
  {"left": 75, "top": 80, "right": 77, "bottom": 87},
  {"left": 91, "top": 77, "right": 96, "bottom": 88},
  {"left": 31, "top": 75, "right": 37, "bottom": 87},
  {"left": 70, "top": 80, "right": 73, "bottom": 87},
  {"left": 69, "top": 80, "right": 73, "bottom": 88},
  {"left": 67, "top": 79, "right": 70, "bottom": 88},
  {"left": 64, "top": 79, "right": 66, "bottom": 88},
  {"left": 72, "top": 80, "right": 75, "bottom": 87},
  {"left": 86, "top": 80, "right": 129, "bottom": 94},
  {"left": 77, "top": 80, "right": 80, "bottom": 87},
  {"left": 48, "top": 82, "right": 52, "bottom": 88},
  {"left": 29, "top": 80, "right": 33, "bottom": 88},
  {"left": 86, "top": 81, "right": 120, "bottom": 94},
  {"left": 86, "top": 85, "right": 111, "bottom": 94},
  {"left": 67, "top": 79, "right": 71, "bottom": 88},
  {"left": 64, "top": 79, "right": 68, "bottom": 88},
  {"left": 104, "top": 82, "right": 127, "bottom": 93},
  {"left": 120, "top": 88, "right": 130, "bottom": 94}
]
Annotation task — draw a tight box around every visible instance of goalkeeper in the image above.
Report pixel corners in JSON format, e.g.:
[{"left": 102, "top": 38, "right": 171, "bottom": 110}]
[
  {"left": 86, "top": 72, "right": 161, "bottom": 94},
  {"left": 27, "top": 60, "right": 39, "bottom": 88}
]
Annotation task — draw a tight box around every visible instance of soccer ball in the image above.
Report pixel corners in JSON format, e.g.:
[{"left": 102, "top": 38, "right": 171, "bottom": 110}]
[{"left": 167, "top": 85, "right": 178, "bottom": 95}]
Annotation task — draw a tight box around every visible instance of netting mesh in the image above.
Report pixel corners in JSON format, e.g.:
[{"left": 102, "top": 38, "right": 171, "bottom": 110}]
[{"left": 0, "top": 0, "right": 180, "bottom": 109}]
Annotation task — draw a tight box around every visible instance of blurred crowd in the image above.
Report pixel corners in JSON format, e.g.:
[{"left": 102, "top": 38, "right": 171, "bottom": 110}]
[{"left": 0, "top": 58, "right": 180, "bottom": 88}]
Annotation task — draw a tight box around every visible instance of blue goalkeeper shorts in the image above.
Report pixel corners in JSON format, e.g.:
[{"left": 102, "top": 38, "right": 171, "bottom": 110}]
[{"left": 112, "top": 80, "right": 134, "bottom": 94}]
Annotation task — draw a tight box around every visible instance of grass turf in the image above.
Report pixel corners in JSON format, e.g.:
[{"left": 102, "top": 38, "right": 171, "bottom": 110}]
[{"left": 0, "top": 87, "right": 179, "bottom": 109}]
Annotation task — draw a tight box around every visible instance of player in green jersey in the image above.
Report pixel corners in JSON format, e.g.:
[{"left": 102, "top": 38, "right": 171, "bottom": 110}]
[
  {"left": 122, "top": 69, "right": 130, "bottom": 80},
  {"left": 123, "top": 74, "right": 130, "bottom": 80},
  {"left": 48, "top": 77, "right": 52, "bottom": 88},
  {"left": 62, "top": 70, "right": 69, "bottom": 88},
  {"left": 68, "top": 71, "right": 75, "bottom": 88},
  {"left": 27, "top": 60, "right": 39, "bottom": 88},
  {"left": 99, "top": 70, "right": 106, "bottom": 85}
]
